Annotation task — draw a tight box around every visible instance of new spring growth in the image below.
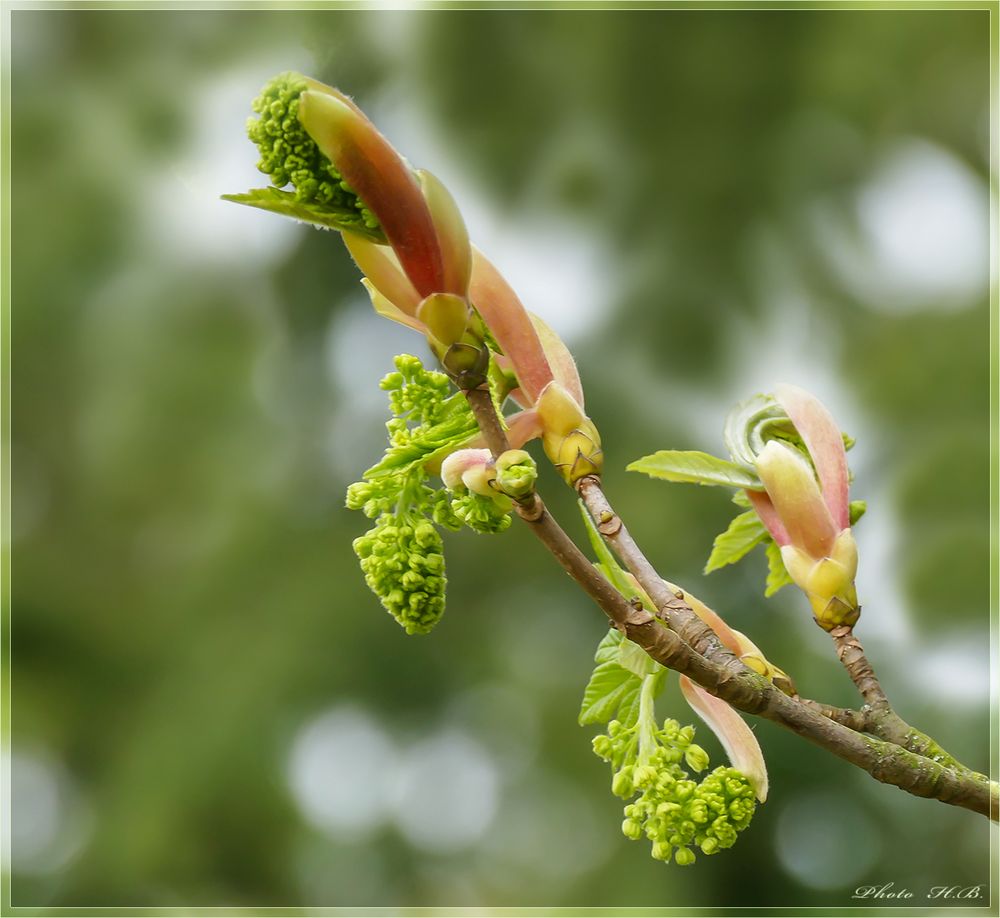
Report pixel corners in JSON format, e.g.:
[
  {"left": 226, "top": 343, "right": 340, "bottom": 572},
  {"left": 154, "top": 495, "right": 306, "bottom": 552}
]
[
  {"left": 234, "top": 73, "right": 603, "bottom": 482},
  {"left": 494, "top": 449, "right": 538, "bottom": 500},
  {"left": 661, "top": 579, "right": 796, "bottom": 696},
  {"left": 744, "top": 386, "right": 860, "bottom": 630},
  {"left": 536, "top": 381, "right": 604, "bottom": 485},
  {"left": 440, "top": 449, "right": 513, "bottom": 534},
  {"left": 240, "top": 72, "right": 490, "bottom": 387}
]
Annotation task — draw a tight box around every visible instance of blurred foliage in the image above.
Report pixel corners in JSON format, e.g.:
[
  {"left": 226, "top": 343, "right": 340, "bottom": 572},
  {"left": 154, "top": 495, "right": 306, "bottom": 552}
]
[{"left": 8, "top": 7, "right": 992, "bottom": 911}]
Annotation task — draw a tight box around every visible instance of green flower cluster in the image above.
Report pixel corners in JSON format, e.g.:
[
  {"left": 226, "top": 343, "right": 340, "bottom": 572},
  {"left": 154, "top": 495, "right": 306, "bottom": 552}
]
[
  {"left": 352, "top": 513, "right": 446, "bottom": 635},
  {"left": 449, "top": 492, "right": 512, "bottom": 534},
  {"left": 247, "top": 72, "right": 378, "bottom": 230},
  {"left": 347, "top": 355, "right": 515, "bottom": 631},
  {"left": 592, "top": 717, "right": 757, "bottom": 865}
]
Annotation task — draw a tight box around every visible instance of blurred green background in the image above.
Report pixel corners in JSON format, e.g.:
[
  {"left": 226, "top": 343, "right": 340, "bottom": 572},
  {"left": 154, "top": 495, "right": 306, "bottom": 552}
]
[{"left": 8, "top": 7, "right": 995, "bottom": 911}]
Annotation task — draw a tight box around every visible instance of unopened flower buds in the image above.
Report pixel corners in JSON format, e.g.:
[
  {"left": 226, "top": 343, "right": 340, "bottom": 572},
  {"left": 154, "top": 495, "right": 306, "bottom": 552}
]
[
  {"left": 536, "top": 381, "right": 604, "bottom": 485},
  {"left": 743, "top": 386, "right": 860, "bottom": 630}
]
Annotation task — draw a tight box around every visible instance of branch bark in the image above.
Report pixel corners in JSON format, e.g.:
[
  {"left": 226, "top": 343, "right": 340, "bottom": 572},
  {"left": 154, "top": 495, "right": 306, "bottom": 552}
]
[{"left": 830, "top": 625, "right": 972, "bottom": 773}]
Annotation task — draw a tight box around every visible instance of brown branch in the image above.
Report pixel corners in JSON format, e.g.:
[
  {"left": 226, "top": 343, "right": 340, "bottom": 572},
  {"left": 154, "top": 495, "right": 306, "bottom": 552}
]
[
  {"left": 463, "top": 386, "right": 721, "bottom": 688},
  {"left": 796, "top": 697, "right": 869, "bottom": 733},
  {"left": 462, "top": 387, "right": 998, "bottom": 819},
  {"left": 829, "top": 625, "right": 972, "bottom": 773},
  {"left": 830, "top": 625, "right": 891, "bottom": 713},
  {"left": 575, "top": 475, "right": 736, "bottom": 667}
]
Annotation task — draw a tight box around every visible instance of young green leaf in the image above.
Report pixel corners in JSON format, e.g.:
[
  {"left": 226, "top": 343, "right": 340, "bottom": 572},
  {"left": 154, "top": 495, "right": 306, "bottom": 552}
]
[
  {"left": 594, "top": 627, "right": 625, "bottom": 664},
  {"left": 764, "top": 540, "right": 794, "bottom": 597},
  {"left": 222, "top": 188, "right": 385, "bottom": 241},
  {"left": 619, "top": 639, "right": 662, "bottom": 679},
  {"left": 627, "top": 451, "right": 763, "bottom": 490},
  {"left": 579, "top": 661, "right": 642, "bottom": 726},
  {"left": 705, "top": 511, "right": 769, "bottom": 574},
  {"left": 849, "top": 499, "right": 867, "bottom": 525}
]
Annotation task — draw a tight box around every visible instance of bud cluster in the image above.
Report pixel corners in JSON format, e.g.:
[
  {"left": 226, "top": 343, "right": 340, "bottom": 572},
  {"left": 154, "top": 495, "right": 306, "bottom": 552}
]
[
  {"left": 247, "top": 72, "right": 378, "bottom": 230},
  {"left": 592, "top": 716, "right": 756, "bottom": 865},
  {"left": 352, "top": 514, "right": 446, "bottom": 634},
  {"left": 623, "top": 763, "right": 757, "bottom": 864},
  {"left": 345, "top": 355, "right": 483, "bottom": 633}
]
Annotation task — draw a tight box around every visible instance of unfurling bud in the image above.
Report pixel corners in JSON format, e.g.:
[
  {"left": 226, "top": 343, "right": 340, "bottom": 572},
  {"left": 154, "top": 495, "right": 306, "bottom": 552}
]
[
  {"left": 754, "top": 435, "right": 860, "bottom": 630},
  {"left": 730, "top": 385, "right": 862, "bottom": 630},
  {"left": 536, "top": 382, "right": 603, "bottom": 485},
  {"left": 495, "top": 449, "right": 538, "bottom": 500}
]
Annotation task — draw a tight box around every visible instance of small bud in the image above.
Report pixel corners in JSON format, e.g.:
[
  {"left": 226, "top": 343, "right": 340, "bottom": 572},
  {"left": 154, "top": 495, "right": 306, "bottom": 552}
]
[
  {"left": 651, "top": 841, "right": 673, "bottom": 861},
  {"left": 612, "top": 769, "right": 634, "bottom": 798},
  {"left": 622, "top": 818, "right": 643, "bottom": 840},
  {"left": 700, "top": 837, "right": 720, "bottom": 855},
  {"left": 495, "top": 449, "right": 538, "bottom": 499},
  {"left": 674, "top": 846, "right": 696, "bottom": 866},
  {"left": 417, "top": 293, "right": 471, "bottom": 347},
  {"left": 536, "top": 381, "right": 604, "bottom": 484},
  {"left": 684, "top": 744, "right": 710, "bottom": 773},
  {"left": 441, "top": 449, "right": 493, "bottom": 493}
]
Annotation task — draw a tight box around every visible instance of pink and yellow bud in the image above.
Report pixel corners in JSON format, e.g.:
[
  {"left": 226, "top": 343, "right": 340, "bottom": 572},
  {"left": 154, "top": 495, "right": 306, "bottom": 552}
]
[
  {"left": 780, "top": 530, "right": 859, "bottom": 629},
  {"left": 755, "top": 441, "right": 837, "bottom": 559},
  {"left": 535, "top": 381, "right": 603, "bottom": 484},
  {"left": 440, "top": 448, "right": 499, "bottom": 499},
  {"left": 749, "top": 387, "right": 860, "bottom": 631},
  {"left": 297, "top": 89, "right": 448, "bottom": 298}
]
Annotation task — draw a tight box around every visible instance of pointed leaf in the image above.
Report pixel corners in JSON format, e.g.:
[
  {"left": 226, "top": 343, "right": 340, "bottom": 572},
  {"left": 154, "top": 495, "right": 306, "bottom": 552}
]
[
  {"left": 764, "top": 540, "right": 794, "bottom": 597},
  {"left": 222, "top": 188, "right": 385, "bottom": 240},
  {"left": 627, "top": 451, "right": 763, "bottom": 489},
  {"left": 705, "top": 511, "right": 769, "bottom": 573},
  {"left": 849, "top": 500, "right": 867, "bottom": 525}
]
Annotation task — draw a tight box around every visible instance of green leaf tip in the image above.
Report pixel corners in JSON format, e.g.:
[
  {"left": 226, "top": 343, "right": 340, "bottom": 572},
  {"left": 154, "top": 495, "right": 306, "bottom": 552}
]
[
  {"left": 239, "top": 72, "right": 381, "bottom": 235},
  {"left": 221, "top": 189, "right": 384, "bottom": 241},
  {"left": 627, "top": 450, "right": 763, "bottom": 490}
]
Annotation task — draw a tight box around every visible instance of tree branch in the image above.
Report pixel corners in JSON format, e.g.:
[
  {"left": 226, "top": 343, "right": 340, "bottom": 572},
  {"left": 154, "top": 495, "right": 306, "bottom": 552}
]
[
  {"left": 829, "top": 624, "right": 973, "bottom": 773},
  {"left": 462, "top": 386, "right": 998, "bottom": 819},
  {"left": 574, "top": 475, "right": 736, "bottom": 667}
]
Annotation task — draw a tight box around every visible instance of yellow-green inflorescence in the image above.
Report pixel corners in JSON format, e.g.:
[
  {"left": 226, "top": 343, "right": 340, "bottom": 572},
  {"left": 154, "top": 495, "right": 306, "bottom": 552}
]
[
  {"left": 592, "top": 716, "right": 757, "bottom": 865},
  {"left": 247, "top": 72, "right": 379, "bottom": 230},
  {"left": 346, "top": 355, "right": 513, "bottom": 632}
]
